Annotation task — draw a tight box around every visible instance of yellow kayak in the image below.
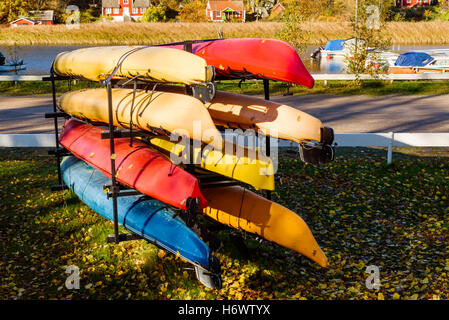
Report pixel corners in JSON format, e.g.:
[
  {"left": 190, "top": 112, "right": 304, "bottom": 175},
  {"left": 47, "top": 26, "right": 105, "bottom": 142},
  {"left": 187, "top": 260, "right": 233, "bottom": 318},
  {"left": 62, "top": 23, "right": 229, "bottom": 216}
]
[
  {"left": 58, "top": 88, "right": 223, "bottom": 149},
  {"left": 53, "top": 46, "right": 214, "bottom": 85},
  {"left": 202, "top": 186, "right": 328, "bottom": 267},
  {"left": 149, "top": 136, "right": 275, "bottom": 191}
]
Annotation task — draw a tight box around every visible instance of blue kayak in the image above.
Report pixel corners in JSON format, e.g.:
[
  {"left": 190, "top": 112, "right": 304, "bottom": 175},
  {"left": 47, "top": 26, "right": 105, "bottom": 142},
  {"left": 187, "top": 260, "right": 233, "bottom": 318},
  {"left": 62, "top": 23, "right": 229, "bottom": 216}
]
[{"left": 61, "top": 156, "right": 221, "bottom": 288}]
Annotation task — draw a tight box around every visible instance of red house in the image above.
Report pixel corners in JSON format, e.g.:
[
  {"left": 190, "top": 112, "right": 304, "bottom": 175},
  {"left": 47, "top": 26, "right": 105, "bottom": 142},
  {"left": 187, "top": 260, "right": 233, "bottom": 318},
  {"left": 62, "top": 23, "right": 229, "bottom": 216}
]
[
  {"left": 10, "top": 10, "right": 54, "bottom": 26},
  {"left": 102, "top": 0, "right": 150, "bottom": 22},
  {"left": 206, "top": 0, "right": 245, "bottom": 22},
  {"left": 271, "top": 3, "right": 285, "bottom": 15},
  {"left": 396, "top": 0, "right": 435, "bottom": 7}
]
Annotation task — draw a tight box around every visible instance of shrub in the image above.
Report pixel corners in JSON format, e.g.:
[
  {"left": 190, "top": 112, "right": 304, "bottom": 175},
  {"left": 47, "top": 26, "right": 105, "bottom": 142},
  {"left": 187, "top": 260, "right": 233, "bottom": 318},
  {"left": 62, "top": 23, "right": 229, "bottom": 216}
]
[
  {"left": 141, "top": 5, "right": 168, "bottom": 22},
  {"left": 178, "top": 0, "right": 207, "bottom": 22}
]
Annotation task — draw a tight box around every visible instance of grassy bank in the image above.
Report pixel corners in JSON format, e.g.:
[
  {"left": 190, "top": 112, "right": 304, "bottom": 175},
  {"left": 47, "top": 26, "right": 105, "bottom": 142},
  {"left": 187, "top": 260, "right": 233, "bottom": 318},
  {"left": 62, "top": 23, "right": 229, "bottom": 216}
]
[
  {"left": 1, "top": 147, "right": 449, "bottom": 300},
  {"left": 2, "top": 79, "right": 449, "bottom": 96},
  {"left": 1, "top": 21, "right": 449, "bottom": 46}
]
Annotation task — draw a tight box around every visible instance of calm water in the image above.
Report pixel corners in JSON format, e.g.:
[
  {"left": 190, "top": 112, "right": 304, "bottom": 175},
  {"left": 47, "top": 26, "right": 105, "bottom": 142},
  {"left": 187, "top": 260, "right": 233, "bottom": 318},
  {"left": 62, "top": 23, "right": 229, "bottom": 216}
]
[
  {"left": 1, "top": 44, "right": 449, "bottom": 75},
  {"left": 0, "top": 45, "right": 88, "bottom": 74}
]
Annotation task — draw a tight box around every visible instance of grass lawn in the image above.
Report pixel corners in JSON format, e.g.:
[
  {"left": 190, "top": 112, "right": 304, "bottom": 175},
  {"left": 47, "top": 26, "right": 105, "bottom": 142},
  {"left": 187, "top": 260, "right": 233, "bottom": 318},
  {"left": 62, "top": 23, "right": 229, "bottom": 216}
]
[
  {"left": 1, "top": 147, "right": 448, "bottom": 300},
  {"left": 2, "top": 80, "right": 449, "bottom": 97}
]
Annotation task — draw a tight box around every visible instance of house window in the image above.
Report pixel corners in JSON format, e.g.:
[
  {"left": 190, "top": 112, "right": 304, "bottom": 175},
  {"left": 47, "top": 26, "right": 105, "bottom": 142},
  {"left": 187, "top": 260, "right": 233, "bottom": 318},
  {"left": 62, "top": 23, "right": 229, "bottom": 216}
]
[
  {"left": 105, "top": 8, "right": 112, "bottom": 14},
  {"left": 123, "top": 0, "right": 129, "bottom": 4},
  {"left": 234, "top": 11, "right": 240, "bottom": 17},
  {"left": 113, "top": 8, "right": 119, "bottom": 14},
  {"left": 216, "top": 11, "right": 221, "bottom": 17},
  {"left": 406, "top": 0, "right": 411, "bottom": 4},
  {"left": 133, "top": 7, "right": 138, "bottom": 14}
]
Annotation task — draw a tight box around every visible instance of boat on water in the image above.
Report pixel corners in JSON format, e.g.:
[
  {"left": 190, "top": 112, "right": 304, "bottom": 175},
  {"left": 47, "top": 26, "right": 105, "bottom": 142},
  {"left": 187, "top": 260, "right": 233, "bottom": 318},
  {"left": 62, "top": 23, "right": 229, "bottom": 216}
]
[
  {"left": 317, "top": 39, "right": 347, "bottom": 60},
  {"left": 313, "top": 38, "right": 398, "bottom": 71},
  {"left": 0, "top": 51, "right": 26, "bottom": 73},
  {"left": 388, "top": 52, "right": 449, "bottom": 74}
]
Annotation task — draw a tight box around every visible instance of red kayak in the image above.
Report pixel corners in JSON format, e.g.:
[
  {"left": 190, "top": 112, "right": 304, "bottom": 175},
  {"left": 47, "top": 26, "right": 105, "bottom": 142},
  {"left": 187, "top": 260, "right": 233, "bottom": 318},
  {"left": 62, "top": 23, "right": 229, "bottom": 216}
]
[
  {"left": 59, "top": 119, "right": 208, "bottom": 210},
  {"left": 167, "top": 38, "right": 314, "bottom": 88}
]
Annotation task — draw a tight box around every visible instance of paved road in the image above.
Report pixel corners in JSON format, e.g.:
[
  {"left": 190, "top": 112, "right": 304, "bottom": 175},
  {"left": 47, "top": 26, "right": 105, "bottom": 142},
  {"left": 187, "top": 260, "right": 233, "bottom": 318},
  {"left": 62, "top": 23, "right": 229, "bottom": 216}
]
[
  {"left": 0, "top": 96, "right": 60, "bottom": 134},
  {"left": 1, "top": 94, "right": 448, "bottom": 134}
]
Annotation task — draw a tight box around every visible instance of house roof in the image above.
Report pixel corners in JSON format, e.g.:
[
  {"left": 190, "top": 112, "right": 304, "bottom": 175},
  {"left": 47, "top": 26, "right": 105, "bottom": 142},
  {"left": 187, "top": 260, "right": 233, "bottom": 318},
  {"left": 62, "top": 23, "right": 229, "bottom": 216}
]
[
  {"left": 208, "top": 0, "right": 245, "bottom": 11},
  {"left": 272, "top": 3, "right": 285, "bottom": 11},
  {"left": 10, "top": 17, "right": 36, "bottom": 24},
  {"left": 102, "top": 0, "right": 120, "bottom": 8},
  {"left": 133, "top": 0, "right": 150, "bottom": 8},
  {"left": 28, "top": 10, "right": 54, "bottom": 21}
]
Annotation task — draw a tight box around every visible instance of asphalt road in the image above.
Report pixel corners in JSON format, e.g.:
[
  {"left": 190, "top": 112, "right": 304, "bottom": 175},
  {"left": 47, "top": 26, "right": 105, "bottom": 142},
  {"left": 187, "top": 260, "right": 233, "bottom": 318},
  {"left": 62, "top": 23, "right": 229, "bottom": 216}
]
[{"left": 1, "top": 94, "right": 448, "bottom": 134}]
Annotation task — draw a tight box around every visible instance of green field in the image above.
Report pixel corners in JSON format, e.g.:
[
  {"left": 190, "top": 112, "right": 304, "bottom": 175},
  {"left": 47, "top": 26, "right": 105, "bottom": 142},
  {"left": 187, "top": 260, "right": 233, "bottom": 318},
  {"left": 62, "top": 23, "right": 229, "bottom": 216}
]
[
  {"left": 1, "top": 147, "right": 448, "bottom": 300},
  {"left": 2, "top": 79, "right": 449, "bottom": 97}
]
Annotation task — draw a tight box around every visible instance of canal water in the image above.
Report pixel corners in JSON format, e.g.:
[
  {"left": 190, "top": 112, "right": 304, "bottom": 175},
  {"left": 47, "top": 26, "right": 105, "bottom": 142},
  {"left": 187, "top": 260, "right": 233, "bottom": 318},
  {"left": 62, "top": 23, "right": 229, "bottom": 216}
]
[{"left": 1, "top": 44, "right": 449, "bottom": 75}]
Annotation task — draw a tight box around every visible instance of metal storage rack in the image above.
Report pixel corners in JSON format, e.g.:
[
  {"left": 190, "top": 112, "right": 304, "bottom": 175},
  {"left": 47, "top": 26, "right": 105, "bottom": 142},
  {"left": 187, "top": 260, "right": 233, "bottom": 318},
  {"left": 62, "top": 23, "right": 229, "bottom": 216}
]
[{"left": 45, "top": 40, "right": 278, "bottom": 288}]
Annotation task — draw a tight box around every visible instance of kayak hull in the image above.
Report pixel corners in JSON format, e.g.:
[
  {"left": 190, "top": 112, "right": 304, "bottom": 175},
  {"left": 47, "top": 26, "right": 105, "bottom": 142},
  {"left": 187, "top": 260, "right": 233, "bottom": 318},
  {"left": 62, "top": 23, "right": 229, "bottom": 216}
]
[
  {"left": 53, "top": 46, "right": 213, "bottom": 85},
  {"left": 202, "top": 186, "right": 328, "bottom": 267},
  {"left": 168, "top": 38, "right": 315, "bottom": 88},
  {"left": 153, "top": 84, "right": 325, "bottom": 144},
  {"left": 149, "top": 136, "right": 275, "bottom": 191},
  {"left": 206, "top": 91, "right": 324, "bottom": 143},
  {"left": 58, "top": 88, "right": 223, "bottom": 149},
  {"left": 59, "top": 119, "right": 208, "bottom": 210},
  {"left": 61, "top": 156, "right": 211, "bottom": 269}
]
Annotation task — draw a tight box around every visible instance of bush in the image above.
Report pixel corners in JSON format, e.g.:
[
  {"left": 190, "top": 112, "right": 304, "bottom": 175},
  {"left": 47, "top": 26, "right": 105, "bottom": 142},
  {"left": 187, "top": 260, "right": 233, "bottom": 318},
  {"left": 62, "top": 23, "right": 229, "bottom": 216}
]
[
  {"left": 141, "top": 5, "right": 167, "bottom": 22},
  {"left": 80, "top": 8, "right": 100, "bottom": 23},
  {"left": 437, "top": 9, "right": 449, "bottom": 21},
  {"left": 178, "top": 0, "right": 207, "bottom": 22}
]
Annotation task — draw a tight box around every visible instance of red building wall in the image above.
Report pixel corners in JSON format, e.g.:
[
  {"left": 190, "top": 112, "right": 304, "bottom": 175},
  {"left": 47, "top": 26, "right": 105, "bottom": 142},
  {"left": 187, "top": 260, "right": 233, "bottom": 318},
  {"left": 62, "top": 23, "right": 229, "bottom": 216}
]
[
  {"left": 397, "top": 0, "right": 432, "bottom": 7},
  {"left": 206, "top": 9, "right": 244, "bottom": 21},
  {"left": 103, "top": 0, "right": 146, "bottom": 17}
]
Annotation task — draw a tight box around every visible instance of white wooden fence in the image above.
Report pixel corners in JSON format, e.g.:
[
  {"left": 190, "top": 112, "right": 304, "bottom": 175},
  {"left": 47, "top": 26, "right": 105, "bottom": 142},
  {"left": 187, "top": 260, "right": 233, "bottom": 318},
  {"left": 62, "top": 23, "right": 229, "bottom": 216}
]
[
  {"left": 2, "top": 73, "right": 449, "bottom": 82},
  {"left": 312, "top": 73, "right": 449, "bottom": 82},
  {"left": 1, "top": 74, "right": 448, "bottom": 164},
  {"left": 1, "top": 132, "right": 448, "bottom": 164},
  {"left": 0, "top": 75, "right": 49, "bottom": 81}
]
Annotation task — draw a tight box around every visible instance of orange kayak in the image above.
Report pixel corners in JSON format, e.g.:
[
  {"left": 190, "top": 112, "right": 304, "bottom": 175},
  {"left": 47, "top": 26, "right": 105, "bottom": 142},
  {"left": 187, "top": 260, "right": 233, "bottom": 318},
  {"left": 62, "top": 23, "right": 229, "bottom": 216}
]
[
  {"left": 202, "top": 186, "right": 328, "bottom": 267},
  {"left": 154, "top": 85, "right": 327, "bottom": 144},
  {"left": 205, "top": 90, "right": 325, "bottom": 143}
]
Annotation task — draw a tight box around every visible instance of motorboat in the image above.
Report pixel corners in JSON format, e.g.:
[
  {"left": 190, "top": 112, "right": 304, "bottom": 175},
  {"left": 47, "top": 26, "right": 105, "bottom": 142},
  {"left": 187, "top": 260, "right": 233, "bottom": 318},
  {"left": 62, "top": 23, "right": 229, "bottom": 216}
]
[
  {"left": 388, "top": 52, "right": 449, "bottom": 74},
  {"left": 0, "top": 51, "right": 26, "bottom": 73}
]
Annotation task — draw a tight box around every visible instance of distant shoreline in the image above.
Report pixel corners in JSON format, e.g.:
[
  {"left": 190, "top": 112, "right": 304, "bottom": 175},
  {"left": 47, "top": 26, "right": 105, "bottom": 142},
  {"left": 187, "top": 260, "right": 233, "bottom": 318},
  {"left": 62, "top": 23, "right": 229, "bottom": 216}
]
[{"left": 1, "top": 21, "right": 449, "bottom": 46}]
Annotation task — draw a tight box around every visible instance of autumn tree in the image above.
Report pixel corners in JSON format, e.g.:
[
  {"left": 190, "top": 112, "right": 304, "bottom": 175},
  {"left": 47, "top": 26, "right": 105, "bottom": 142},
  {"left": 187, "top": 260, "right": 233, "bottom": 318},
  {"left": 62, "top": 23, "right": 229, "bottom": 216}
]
[
  {"left": 345, "top": 0, "right": 392, "bottom": 85},
  {"left": 275, "top": 0, "right": 329, "bottom": 53},
  {"left": 178, "top": 0, "right": 207, "bottom": 22},
  {"left": 0, "top": 0, "right": 32, "bottom": 23},
  {"left": 142, "top": 4, "right": 168, "bottom": 21}
]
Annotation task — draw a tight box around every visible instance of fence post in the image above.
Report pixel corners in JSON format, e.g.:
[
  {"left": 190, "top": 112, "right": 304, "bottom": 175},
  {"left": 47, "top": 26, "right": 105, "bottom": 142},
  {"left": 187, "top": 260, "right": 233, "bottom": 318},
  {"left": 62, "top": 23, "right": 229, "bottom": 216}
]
[{"left": 387, "top": 132, "right": 394, "bottom": 165}]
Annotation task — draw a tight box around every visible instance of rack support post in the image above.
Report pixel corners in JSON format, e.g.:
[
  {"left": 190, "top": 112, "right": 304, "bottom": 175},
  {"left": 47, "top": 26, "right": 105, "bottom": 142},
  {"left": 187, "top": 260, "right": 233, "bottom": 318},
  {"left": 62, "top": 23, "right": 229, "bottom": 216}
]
[
  {"left": 50, "top": 71, "right": 63, "bottom": 187},
  {"left": 106, "top": 81, "right": 120, "bottom": 245},
  {"left": 263, "top": 79, "right": 272, "bottom": 200}
]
